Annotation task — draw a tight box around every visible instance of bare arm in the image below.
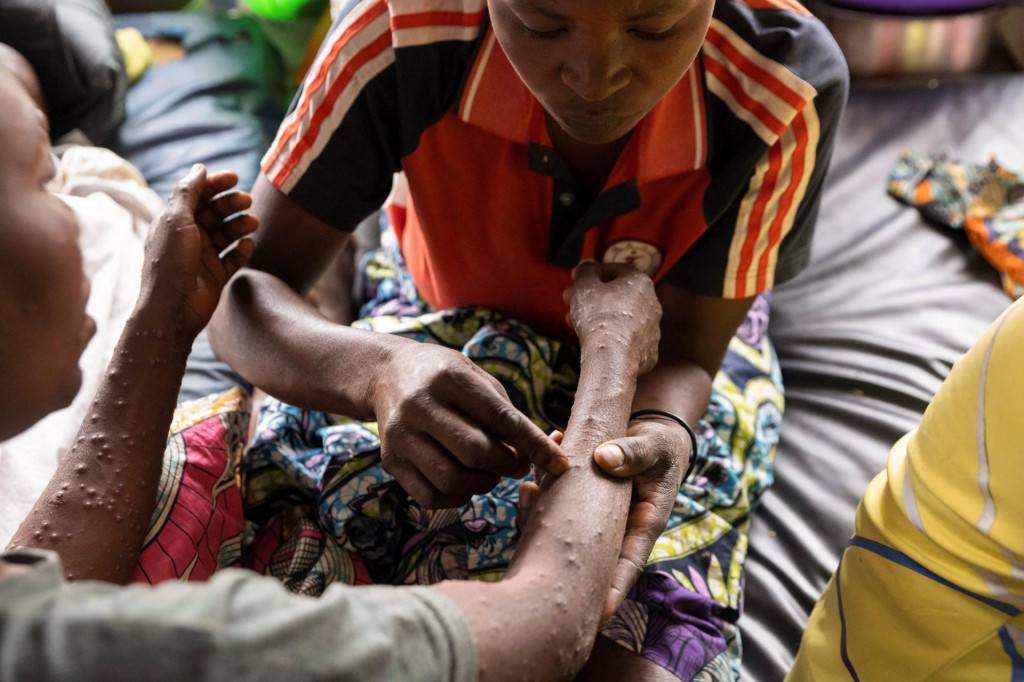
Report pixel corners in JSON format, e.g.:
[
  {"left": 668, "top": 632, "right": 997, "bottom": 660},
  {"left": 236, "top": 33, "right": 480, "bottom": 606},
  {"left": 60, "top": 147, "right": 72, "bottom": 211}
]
[
  {"left": 633, "top": 284, "right": 754, "bottom": 423},
  {"left": 8, "top": 167, "right": 257, "bottom": 583},
  {"left": 596, "top": 286, "right": 755, "bottom": 614},
  {"left": 210, "top": 175, "right": 568, "bottom": 506},
  {"left": 208, "top": 175, "right": 366, "bottom": 413},
  {"left": 435, "top": 262, "right": 661, "bottom": 681}
]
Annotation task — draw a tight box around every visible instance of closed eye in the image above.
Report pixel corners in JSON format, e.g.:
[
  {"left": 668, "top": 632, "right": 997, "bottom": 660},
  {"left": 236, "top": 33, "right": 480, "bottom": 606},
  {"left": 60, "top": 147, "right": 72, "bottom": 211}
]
[
  {"left": 629, "top": 25, "right": 680, "bottom": 41},
  {"left": 516, "top": 18, "right": 566, "bottom": 39}
]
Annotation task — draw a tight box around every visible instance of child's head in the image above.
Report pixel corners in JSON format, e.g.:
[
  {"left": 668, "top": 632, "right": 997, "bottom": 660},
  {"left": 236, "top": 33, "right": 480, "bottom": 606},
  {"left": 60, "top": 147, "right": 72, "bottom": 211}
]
[
  {"left": 0, "top": 55, "right": 95, "bottom": 442},
  {"left": 487, "top": 0, "right": 713, "bottom": 145}
]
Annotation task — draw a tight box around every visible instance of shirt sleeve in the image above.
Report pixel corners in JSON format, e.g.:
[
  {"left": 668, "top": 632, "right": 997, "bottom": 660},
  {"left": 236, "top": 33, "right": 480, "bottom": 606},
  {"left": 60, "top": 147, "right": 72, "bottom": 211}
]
[
  {"left": 666, "top": 1, "right": 849, "bottom": 298},
  {"left": 0, "top": 550, "right": 477, "bottom": 682},
  {"left": 258, "top": 0, "right": 483, "bottom": 233}
]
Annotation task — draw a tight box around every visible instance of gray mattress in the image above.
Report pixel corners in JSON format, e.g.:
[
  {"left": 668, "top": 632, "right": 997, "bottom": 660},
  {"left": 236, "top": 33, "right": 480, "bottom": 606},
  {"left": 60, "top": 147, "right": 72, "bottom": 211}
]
[{"left": 740, "top": 72, "right": 1024, "bottom": 681}]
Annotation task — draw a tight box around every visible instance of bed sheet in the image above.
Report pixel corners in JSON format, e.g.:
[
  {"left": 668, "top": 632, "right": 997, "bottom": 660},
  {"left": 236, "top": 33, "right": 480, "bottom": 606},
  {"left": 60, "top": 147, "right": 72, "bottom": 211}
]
[{"left": 740, "top": 73, "right": 1024, "bottom": 681}]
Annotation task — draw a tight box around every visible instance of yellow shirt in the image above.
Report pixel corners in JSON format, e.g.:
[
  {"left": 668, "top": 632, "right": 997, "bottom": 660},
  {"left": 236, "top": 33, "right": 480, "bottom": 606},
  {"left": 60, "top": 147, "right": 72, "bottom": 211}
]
[{"left": 789, "top": 297, "right": 1024, "bottom": 681}]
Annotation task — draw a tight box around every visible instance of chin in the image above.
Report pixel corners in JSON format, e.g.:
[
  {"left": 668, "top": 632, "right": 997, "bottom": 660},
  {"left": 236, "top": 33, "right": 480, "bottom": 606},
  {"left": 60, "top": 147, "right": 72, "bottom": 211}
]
[
  {"left": 555, "top": 114, "right": 636, "bottom": 146},
  {"left": 56, "top": 366, "right": 85, "bottom": 410}
]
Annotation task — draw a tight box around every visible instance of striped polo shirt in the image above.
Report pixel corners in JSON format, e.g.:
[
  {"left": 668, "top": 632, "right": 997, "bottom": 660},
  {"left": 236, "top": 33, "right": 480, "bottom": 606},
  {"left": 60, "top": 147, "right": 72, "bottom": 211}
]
[{"left": 262, "top": 0, "right": 848, "bottom": 339}]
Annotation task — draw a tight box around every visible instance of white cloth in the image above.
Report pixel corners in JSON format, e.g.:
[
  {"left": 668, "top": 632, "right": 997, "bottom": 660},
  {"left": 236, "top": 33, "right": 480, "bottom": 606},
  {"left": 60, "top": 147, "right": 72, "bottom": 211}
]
[{"left": 0, "top": 147, "right": 162, "bottom": 545}]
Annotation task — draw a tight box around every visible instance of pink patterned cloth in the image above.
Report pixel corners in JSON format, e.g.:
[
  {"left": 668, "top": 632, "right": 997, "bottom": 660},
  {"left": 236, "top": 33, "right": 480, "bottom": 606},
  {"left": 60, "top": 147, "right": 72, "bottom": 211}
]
[{"left": 131, "top": 389, "right": 249, "bottom": 584}]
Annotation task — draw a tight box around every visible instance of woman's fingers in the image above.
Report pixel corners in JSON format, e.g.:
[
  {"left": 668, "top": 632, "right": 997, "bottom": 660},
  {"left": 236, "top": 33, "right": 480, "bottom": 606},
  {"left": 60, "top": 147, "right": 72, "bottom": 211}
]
[
  {"left": 433, "top": 368, "right": 568, "bottom": 476},
  {"left": 380, "top": 423, "right": 500, "bottom": 508},
  {"left": 593, "top": 435, "right": 663, "bottom": 477},
  {"left": 219, "top": 238, "right": 255, "bottom": 281},
  {"left": 380, "top": 453, "right": 471, "bottom": 510},
  {"left": 165, "top": 163, "right": 206, "bottom": 216},
  {"left": 422, "top": 405, "right": 528, "bottom": 478},
  {"left": 516, "top": 479, "right": 540, "bottom": 530}
]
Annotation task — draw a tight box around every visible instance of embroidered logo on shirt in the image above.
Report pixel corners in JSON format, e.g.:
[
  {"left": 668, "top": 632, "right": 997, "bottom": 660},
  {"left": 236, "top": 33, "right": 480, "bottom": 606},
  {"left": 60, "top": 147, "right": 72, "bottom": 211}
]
[{"left": 602, "top": 240, "right": 664, "bottom": 277}]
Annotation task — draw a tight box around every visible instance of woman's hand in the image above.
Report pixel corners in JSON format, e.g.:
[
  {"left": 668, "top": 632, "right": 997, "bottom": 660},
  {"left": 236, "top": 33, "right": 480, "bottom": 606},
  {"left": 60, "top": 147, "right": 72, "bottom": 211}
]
[
  {"left": 565, "top": 260, "right": 691, "bottom": 621},
  {"left": 593, "top": 417, "right": 689, "bottom": 620},
  {"left": 371, "top": 343, "right": 569, "bottom": 509},
  {"left": 139, "top": 164, "right": 258, "bottom": 337},
  {"left": 564, "top": 260, "right": 661, "bottom": 375}
]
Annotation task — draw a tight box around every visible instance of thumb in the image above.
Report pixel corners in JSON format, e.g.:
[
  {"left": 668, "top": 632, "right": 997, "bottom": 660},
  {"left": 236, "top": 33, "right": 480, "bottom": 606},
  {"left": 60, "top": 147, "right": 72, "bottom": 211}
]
[
  {"left": 594, "top": 437, "right": 659, "bottom": 477},
  {"left": 168, "top": 163, "right": 207, "bottom": 214},
  {"left": 516, "top": 480, "right": 540, "bottom": 532}
]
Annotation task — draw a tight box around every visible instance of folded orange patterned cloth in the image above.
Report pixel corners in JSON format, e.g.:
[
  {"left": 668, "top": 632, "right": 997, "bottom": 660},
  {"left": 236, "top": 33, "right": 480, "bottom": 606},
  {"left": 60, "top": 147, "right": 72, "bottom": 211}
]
[{"left": 889, "top": 150, "right": 1024, "bottom": 298}]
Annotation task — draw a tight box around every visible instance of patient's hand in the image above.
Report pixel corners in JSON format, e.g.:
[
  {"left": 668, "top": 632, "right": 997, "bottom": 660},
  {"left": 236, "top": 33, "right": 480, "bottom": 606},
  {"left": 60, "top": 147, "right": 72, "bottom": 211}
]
[
  {"left": 565, "top": 260, "right": 662, "bottom": 375},
  {"left": 140, "top": 164, "right": 258, "bottom": 337}
]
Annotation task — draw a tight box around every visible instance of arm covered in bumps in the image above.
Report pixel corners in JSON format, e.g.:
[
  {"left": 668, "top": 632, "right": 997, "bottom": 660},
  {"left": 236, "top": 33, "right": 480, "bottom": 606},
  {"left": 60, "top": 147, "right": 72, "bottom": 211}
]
[{"left": 435, "top": 262, "right": 662, "bottom": 681}]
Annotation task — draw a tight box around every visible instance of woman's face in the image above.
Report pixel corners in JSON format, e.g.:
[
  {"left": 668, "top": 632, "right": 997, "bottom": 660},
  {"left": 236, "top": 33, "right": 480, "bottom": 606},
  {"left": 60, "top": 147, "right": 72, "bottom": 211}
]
[
  {"left": 488, "top": 0, "right": 714, "bottom": 146},
  {"left": 0, "top": 60, "right": 94, "bottom": 441}
]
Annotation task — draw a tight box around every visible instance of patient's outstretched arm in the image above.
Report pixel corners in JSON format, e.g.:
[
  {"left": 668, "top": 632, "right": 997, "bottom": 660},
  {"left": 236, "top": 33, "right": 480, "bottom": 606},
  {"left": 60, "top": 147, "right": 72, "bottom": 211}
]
[
  {"left": 435, "top": 261, "right": 662, "bottom": 681},
  {"left": 7, "top": 166, "right": 257, "bottom": 583}
]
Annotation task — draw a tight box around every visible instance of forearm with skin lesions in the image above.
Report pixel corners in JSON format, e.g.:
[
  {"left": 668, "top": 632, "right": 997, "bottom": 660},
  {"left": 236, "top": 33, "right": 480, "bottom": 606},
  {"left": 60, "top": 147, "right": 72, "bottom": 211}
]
[
  {"left": 7, "top": 301, "right": 195, "bottom": 583},
  {"left": 434, "top": 338, "right": 638, "bottom": 681}
]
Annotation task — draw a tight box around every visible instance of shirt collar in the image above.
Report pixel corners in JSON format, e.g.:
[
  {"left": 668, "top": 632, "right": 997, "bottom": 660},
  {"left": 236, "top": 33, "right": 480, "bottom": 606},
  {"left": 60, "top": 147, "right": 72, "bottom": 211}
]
[{"left": 455, "top": 27, "right": 708, "bottom": 185}]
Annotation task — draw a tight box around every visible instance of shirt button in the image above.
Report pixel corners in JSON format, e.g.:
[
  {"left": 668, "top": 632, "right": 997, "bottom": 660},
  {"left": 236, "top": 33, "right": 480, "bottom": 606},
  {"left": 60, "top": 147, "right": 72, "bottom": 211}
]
[{"left": 559, "top": 192, "right": 575, "bottom": 206}]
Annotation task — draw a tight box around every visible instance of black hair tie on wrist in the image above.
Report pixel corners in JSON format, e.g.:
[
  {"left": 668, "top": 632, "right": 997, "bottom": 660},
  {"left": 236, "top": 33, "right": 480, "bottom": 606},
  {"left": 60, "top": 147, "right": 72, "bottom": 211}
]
[{"left": 628, "top": 409, "right": 699, "bottom": 482}]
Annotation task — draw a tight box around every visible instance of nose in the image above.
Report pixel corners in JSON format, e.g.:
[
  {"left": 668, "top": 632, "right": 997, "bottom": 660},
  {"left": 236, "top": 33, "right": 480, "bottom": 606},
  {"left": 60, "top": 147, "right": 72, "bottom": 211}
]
[{"left": 561, "top": 44, "right": 630, "bottom": 102}]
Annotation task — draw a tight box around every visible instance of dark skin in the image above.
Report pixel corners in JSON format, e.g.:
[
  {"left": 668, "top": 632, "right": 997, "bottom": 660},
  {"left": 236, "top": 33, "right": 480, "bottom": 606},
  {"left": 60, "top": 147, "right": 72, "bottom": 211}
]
[
  {"left": 210, "top": 178, "right": 570, "bottom": 507},
  {"left": 0, "top": 50, "right": 718, "bottom": 680},
  {"left": 0, "top": 41, "right": 259, "bottom": 582},
  {"left": 213, "top": 163, "right": 751, "bottom": 682},
  {"left": 210, "top": 0, "right": 754, "bottom": 677},
  {"left": 493, "top": 6, "right": 758, "bottom": 658},
  {"left": 0, "top": 123, "right": 669, "bottom": 676},
  {"left": 3, "top": 159, "right": 258, "bottom": 582},
  {"left": 436, "top": 260, "right": 663, "bottom": 681}
]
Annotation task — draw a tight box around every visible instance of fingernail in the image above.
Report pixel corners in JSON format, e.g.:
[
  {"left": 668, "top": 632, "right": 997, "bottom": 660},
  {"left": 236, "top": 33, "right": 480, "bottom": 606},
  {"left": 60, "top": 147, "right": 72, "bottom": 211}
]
[
  {"left": 547, "top": 456, "right": 569, "bottom": 476},
  {"left": 519, "top": 485, "right": 533, "bottom": 508},
  {"left": 191, "top": 163, "right": 202, "bottom": 173},
  {"left": 595, "top": 444, "right": 624, "bottom": 470}
]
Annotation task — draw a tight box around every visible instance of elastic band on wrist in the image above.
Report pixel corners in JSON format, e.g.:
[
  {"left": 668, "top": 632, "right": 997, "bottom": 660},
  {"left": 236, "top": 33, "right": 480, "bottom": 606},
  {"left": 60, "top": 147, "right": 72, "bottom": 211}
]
[{"left": 629, "top": 409, "right": 699, "bottom": 482}]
